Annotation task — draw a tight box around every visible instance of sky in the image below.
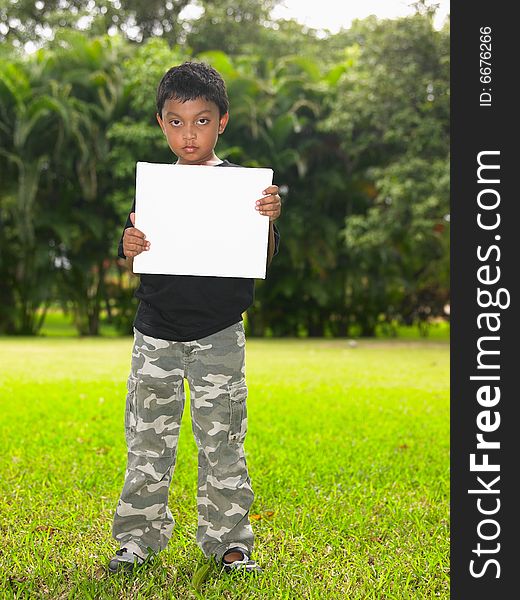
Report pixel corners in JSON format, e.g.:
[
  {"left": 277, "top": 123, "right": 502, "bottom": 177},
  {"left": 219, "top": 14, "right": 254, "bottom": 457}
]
[
  {"left": 270, "top": 0, "right": 450, "bottom": 33},
  {"left": 181, "top": 1, "right": 450, "bottom": 33}
]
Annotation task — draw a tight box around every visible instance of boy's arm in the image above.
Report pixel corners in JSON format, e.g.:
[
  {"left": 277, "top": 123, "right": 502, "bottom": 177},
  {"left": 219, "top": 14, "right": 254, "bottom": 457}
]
[
  {"left": 124, "top": 256, "right": 135, "bottom": 272},
  {"left": 266, "top": 222, "right": 280, "bottom": 269},
  {"left": 117, "top": 200, "right": 141, "bottom": 275},
  {"left": 257, "top": 185, "right": 281, "bottom": 271},
  {"left": 117, "top": 200, "right": 150, "bottom": 274},
  {"left": 117, "top": 202, "right": 134, "bottom": 255}
]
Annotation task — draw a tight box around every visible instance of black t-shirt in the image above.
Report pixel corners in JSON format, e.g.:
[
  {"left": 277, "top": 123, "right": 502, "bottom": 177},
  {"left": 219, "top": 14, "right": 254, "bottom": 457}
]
[{"left": 117, "top": 160, "right": 280, "bottom": 341}]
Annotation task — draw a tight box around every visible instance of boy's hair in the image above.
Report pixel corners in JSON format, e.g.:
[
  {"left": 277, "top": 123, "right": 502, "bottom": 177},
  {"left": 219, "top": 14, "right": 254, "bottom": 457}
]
[{"left": 156, "top": 61, "right": 229, "bottom": 117}]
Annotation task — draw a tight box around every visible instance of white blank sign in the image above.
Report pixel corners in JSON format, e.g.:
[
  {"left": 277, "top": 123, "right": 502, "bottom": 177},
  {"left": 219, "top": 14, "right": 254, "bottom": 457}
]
[{"left": 132, "top": 162, "right": 273, "bottom": 279}]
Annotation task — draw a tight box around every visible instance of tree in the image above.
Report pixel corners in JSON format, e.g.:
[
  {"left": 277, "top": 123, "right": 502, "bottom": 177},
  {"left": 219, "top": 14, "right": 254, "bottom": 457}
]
[
  {"left": 40, "top": 30, "right": 129, "bottom": 335},
  {"left": 322, "top": 12, "right": 450, "bottom": 335},
  {"left": 0, "top": 0, "right": 191, "bottom": 47},
  {"left": 0, "top": 54, "right": 76, "bottom": 333},
  {"left": 184, "top": 0, "right": 279, "bottom": 56},
  {"left": 0, "top": 10, "right": 450, "bottom": 338}
]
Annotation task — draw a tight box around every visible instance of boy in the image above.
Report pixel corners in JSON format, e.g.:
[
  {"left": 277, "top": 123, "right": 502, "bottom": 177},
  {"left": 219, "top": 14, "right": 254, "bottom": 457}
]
[{"left": 108, "top": 61, "right": 281, "bottom": 575}]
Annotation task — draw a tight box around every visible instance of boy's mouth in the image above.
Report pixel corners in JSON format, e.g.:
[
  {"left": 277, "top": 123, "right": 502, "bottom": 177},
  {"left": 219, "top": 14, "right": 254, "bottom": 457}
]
[{"left": 183, "top": 146, "right": 198, "bottom": 153}]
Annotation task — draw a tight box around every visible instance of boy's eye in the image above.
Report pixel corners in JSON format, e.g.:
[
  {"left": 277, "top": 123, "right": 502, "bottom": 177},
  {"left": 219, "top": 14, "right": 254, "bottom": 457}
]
[
  {"left": 197, "top": 118, "right": 209, "bottom": 125},
  {"left": 169, "top": 119, "right": 181, "bottom": 126}
]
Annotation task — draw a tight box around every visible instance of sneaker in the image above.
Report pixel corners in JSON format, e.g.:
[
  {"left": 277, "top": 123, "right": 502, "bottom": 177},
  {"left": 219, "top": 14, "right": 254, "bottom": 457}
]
[
  {"left": 221, "top": 547, "right": 263, "bottom": 574},
  {"left": 108, "top": 546, "right": 148, "bottom": 574}
]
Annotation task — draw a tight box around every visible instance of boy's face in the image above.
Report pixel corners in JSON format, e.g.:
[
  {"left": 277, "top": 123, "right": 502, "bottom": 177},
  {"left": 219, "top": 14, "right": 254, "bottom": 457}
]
[{"left": 156, "top": 97, "right": 229, "bottom": 165}]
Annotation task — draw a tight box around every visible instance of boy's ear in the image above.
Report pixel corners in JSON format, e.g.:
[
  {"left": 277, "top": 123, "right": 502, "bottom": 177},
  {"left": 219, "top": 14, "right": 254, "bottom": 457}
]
[
  {"left": 156, "top": 113, "right": 166, "bottom": 134},
  {"left": 218, "top": 112, "right": 229, "bottom": 134}
]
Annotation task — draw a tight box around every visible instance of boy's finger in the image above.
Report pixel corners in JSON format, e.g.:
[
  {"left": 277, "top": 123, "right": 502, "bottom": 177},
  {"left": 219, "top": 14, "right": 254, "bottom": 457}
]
[
  {"left": 131, "top": 237, "right": 150, "bottom": 248},
  {"left": 255, "top": 196, "right": 281, "bottom": 211},
  {"left": 259, "top": 210, "right": 279, "bottom": 218},
  {"left": 257, "top": 192, "right": 276, "bottom": 203},
  {"left": 125, "top": 243, "right": 150, "bottom": 258},
  {"left": 127, "top": 235, "right": 146, "bottom": 246},
  {"left": 126, "top": 227, "right": 146, "bottom": 239},
  {"left": 130, "top": 212, "right": 135, "bottom": 225},
  {"left": 256, "top": 196, "right": 278, "bottom": 206},
  {"left": 261, "top": 185, "right": 279, "bottom": 195}
]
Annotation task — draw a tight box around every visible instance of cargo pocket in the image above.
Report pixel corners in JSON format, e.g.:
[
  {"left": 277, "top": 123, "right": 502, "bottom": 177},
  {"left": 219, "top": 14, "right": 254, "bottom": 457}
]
[
  {"left": 125, "top": 375, "right": 138, "bottom": 441},
  {"left": 228, "top": 379, "right": 248, "bottom": 444}
]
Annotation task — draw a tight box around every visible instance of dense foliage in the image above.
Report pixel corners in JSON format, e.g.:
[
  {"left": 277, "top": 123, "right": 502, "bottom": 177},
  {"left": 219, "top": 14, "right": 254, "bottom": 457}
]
[{"left": 0, "top": 2, "right": 450, "bottom": 336}]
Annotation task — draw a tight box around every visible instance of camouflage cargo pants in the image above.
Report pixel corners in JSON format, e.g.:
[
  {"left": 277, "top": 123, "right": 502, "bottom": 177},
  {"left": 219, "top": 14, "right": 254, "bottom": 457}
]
[{"left": 111, "top": 321, "right": 255, "bottom": 562}]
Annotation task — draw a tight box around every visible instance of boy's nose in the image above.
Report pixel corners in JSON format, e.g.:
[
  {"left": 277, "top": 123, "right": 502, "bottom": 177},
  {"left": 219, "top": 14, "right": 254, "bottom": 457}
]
[{"left": 184, "top": 128, "right": 196, "bottom": 141}]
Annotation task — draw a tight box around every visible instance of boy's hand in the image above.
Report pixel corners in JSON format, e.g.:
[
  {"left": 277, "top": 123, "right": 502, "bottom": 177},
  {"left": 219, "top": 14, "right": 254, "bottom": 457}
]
[
  {"left": 256, "top": 185, "right": 281, "bottom": 222},
  {"left": 123, "top": 212, "right": 150, "bottom": 258}
]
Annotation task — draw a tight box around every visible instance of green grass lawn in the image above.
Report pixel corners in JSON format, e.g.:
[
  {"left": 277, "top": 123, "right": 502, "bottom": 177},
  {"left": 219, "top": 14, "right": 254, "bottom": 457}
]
[
  {"left": 37, "top": 305, "right": 451, "bottom": 341},
  {"left": 0, "top": 336, "right": 449, "bottom": 599}
]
